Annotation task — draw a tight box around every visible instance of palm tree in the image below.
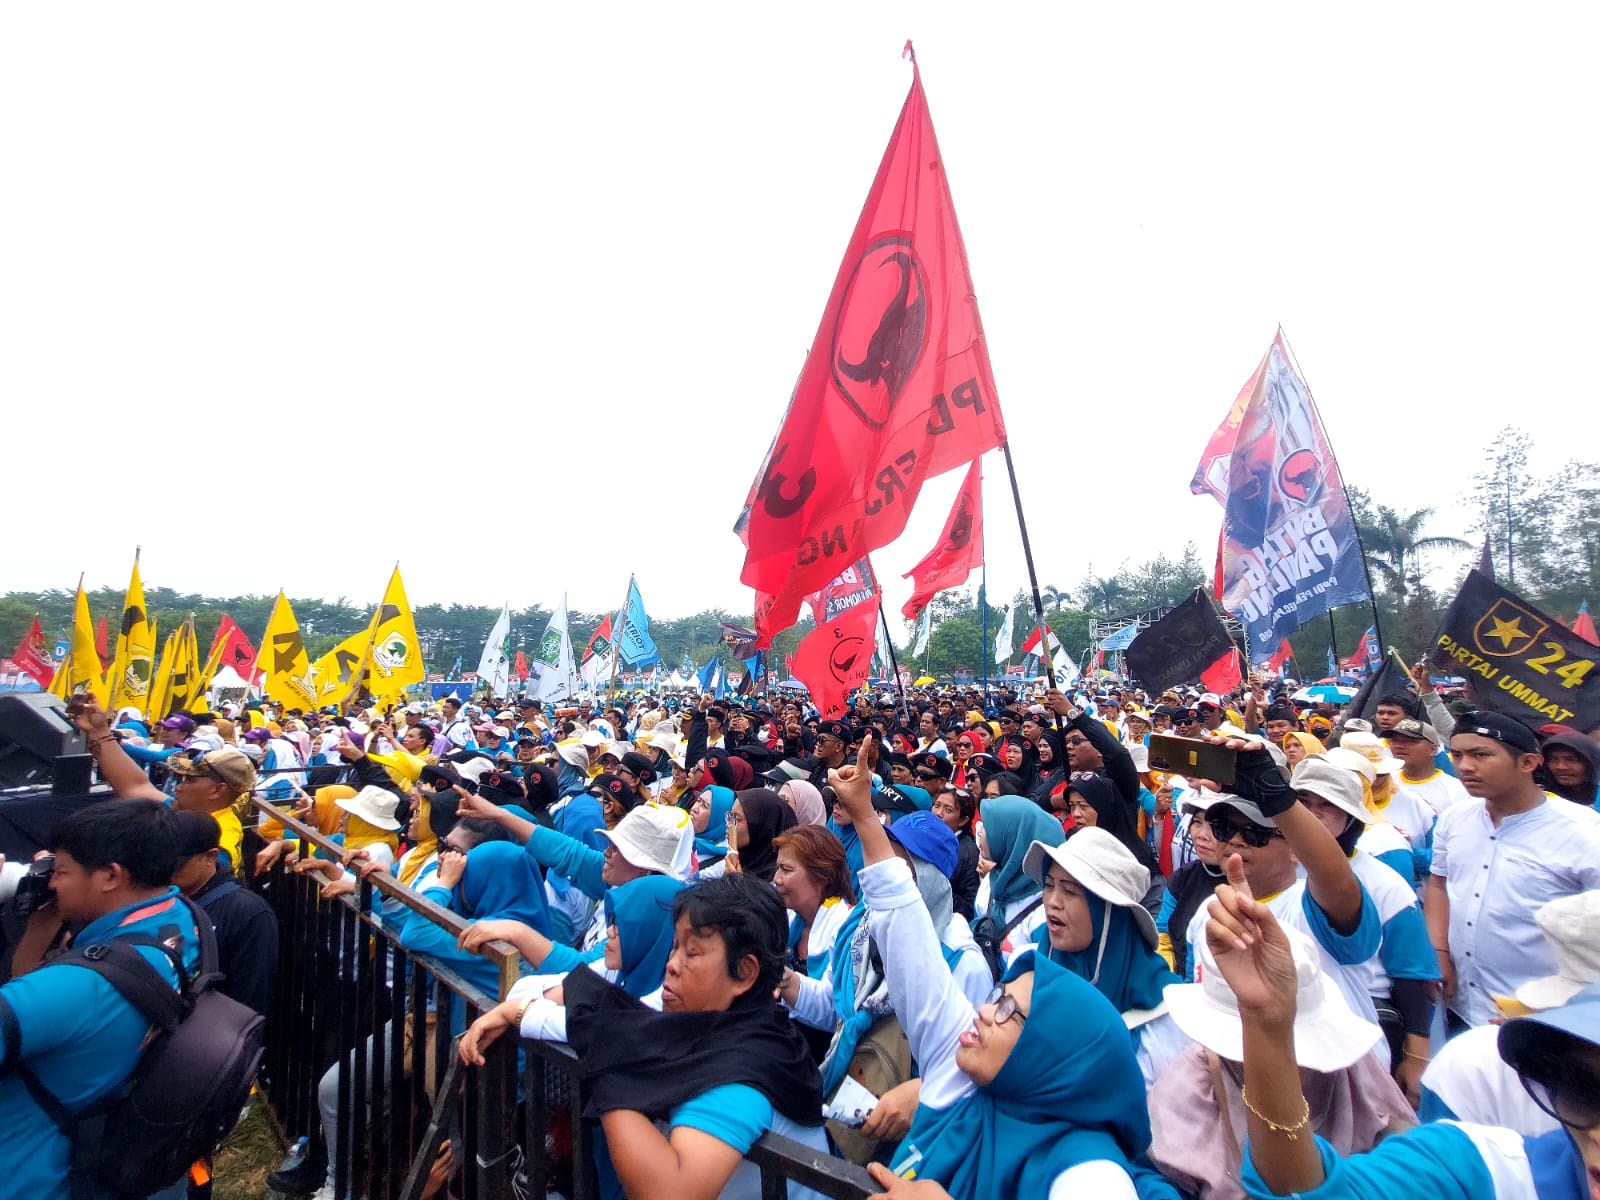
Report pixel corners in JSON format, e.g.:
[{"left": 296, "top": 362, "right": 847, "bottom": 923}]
[
  {"left": 1039, "top": 584, "right": 1071, "bottom": 611},
  {"left": 1357, "top": 504, "right": 1470, "bottom": 601}
]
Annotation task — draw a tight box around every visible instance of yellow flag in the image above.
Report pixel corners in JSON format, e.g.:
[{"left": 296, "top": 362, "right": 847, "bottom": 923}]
[
  {"left": 257, "top": 591, "right": 317, "bottom": 711},
  {"left": 365, "top": 565, "right": 426, "bottom": 699},
  {"left": 49, "top": 579, "right": 109, "bottom": 705},
  {"left": 311, "top": 629, "right": 372, "bottom": 709},
  {"left": 108, "top": 552, "right": 157, "bottom": 713},
  {"left": 167, "top": 616, "right": 204, "bottom": 714}
]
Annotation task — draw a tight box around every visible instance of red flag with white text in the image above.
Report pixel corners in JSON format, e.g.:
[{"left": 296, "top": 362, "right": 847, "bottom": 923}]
[
  {"left": 737, "top": 65, "right": 1007, "bottom": 646},
  {"left": 792, "top": 559, "right": 883, "bottom": 717},
  {"left": 901, "top": 460, "right": 984, "bottom": 619}
]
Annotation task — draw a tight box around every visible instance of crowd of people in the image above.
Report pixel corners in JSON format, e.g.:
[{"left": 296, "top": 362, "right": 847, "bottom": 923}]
[{"left": 3, "top": 666, "right": 1600, "bottom": 1200}]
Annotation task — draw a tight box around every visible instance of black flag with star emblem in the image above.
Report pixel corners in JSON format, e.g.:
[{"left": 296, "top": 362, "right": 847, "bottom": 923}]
[{"left": 1434, "top": 570, "right": 1600, "bottom": 732}]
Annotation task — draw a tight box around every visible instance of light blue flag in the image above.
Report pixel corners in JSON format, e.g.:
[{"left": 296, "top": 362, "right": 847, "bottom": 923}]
[
  {"left": 1099, "top": 623, "right": 1139, "bottom": 652},
  {"left": 696, "top": 654, "right": 723, "bottom": 693},
  {"left": 615, "top": 578, "right": 660, "bottom": 666}
]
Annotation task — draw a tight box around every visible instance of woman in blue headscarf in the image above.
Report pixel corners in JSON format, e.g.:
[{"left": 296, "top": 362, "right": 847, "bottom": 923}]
[
  {"left": 1022, "top": 827, "right": 1187, "bottom": 1086},
  {"left": 832, "top": 735, "right": 1179, "bottom": 1200},
  {"left": 401, "top": 841, "right": 551, "bottom": 1003},
  {"left": 976, "top": 793, "right": 1065, "bottom": 965},
  {"left": 688, "top": 785, "right": 736, "bottom": 869}
]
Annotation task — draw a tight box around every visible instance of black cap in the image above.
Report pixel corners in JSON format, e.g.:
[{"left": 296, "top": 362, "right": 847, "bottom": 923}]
[
  {"left": 1454, "top": 711, "right": 1540, "bottom": 755},
  {"left": 817, "top": 719, "right": 851, "bottom": 742},
  {"left": 913, "top": 752, "right": 952, "bottom": 780}
]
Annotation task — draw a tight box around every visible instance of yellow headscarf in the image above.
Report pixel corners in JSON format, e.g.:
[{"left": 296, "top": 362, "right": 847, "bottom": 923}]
[
  {"left": 1283, "top": 732, "right": 1325, "bottom": 762},
  {"left": 396, "top": 795, "right": 438, "bottom": 888}
]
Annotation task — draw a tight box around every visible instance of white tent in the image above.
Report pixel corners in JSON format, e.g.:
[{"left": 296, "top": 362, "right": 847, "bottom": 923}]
[{"left": 207, "top": 664, "right": 252, "bottom": 703}]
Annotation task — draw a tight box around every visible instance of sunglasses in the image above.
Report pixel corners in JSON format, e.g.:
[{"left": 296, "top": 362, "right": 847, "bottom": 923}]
[
  {"left": 916, "top": 770, "right": 944, "bottom": 781},
  {"left": 983, "top": 984, "right": 1027, "bottom": 1027},
  {"left": 1206, "top": 812, "right": 1284, "bottom": 849},
  {"left": 1520, "top": 1056, "right": 1600, "bottom": 1130}
]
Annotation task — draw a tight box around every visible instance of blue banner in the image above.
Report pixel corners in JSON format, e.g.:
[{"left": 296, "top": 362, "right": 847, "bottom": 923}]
[
  {"left": 1099, "top": 623, "right": 1139, "bottom": 651},
  {"left": 615, "top": 578, "right": 660, "bottom": 665},
  {"left": 696, "top": 654, "right": 723, "bottom": 694}
]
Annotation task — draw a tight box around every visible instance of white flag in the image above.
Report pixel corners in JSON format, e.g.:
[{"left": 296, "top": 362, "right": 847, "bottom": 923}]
[
  {"left": 912, "top": 607, "right": 933, "bottom": 657},
  {"left": 1052, "top": 647, "right": 1080, "bottom": 686},
  {"left": 993, "top": 605, "right": 1015, "bottom": 664},
  {"left": 477, "top": 603, "right": 512, "bottom": 695},
  {"left": 527, "top": 595, "right": 576, "bottom": 702}
]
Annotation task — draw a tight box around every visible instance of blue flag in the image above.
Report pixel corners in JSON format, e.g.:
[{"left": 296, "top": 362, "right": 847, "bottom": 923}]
[
  {"left": 680, "top": 652, "right": 695, "bottom": 675},
  {"left": 615, "top": 578, "right": 660, "bottom": 666},
  {"left": 696, "top": 654, "right": 723, "bottom": 694}
]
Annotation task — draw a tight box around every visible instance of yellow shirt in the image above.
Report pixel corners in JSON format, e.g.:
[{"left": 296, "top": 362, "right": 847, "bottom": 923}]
[{"left": 215, "top": 806, "right": 244, "bottom": 871}]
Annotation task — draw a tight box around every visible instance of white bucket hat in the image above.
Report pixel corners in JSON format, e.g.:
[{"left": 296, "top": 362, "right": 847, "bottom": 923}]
[
  {"left": 1516, "top": 891, "right": 1600, "bottom": 1010},
  {"left": 1290, "top": 757, "right": 1368, "bottom": 824},
  {"left": 1163, "top": 924, "right": 1380, "bottom": 1072},
  {"left": 1022, "top": 828, "right": 1157, "bottom": 949},
  {"left": 1335, "top": 731, "right": 1402, "bottom": 777},
  {"left": 335, "top": 784, "right": 402, "bottom": 831},
  {"left": 597, "top": 803, "right": 693, "bottom": 877}
]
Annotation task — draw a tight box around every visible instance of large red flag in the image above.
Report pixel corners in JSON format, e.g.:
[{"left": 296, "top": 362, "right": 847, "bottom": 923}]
[
  {"left": 1201, "top": 647, "right": 1243, "bottom": 695},
  {"left": 737, "top": 65, "right": 1007, "bottom": 646},
  {"left": 209, "top": 615, "right": 262, "bottom": 685},
  {"left": 901, "top": 460, "right": 983, "bottom": 619},
  {"left": 11, "top": 617, "right": 53, "bottom": 688}
]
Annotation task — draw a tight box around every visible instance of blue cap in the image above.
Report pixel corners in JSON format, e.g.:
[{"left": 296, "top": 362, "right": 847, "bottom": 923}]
[{"left": 886, "top": 810, "right": 959, "bottom": 880}]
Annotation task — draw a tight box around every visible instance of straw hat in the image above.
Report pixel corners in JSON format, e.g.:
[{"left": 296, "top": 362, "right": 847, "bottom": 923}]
[{"left": 1164, "top": 925, "right": 1380, "bottom": 1072}]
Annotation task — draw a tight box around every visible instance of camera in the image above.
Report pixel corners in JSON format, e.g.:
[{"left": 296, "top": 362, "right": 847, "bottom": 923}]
[{"left": 14, "top": 855, "right": 56, "bottom": 917}]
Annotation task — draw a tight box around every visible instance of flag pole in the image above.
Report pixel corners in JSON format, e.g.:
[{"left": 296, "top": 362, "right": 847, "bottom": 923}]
[
  {"left": 999, "top": 442, "right": 1064, "bottom": 727},
  {"left": 609, "top": 576, "right": 633, "bottom": 702},
  {"left": 878, "top": 604, "right": 910, "bottom": 723}
]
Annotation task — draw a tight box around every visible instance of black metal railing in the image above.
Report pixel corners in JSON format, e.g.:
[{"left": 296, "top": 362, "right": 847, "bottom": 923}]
[{"left": 244, "top": 796, "right": 874, "bottom": 1200}]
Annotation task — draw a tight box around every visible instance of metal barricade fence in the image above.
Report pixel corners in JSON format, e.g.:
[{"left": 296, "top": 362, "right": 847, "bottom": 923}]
[{"left": 244, "top": 796, "right": 873, "bottom": 1200}]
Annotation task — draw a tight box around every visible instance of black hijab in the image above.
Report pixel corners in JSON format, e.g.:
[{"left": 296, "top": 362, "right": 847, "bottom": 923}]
[
  {"left": 995, "top": 735, "right": 1041, "bottom": 798},
  {"left": 732, "top": 788, "right": 797, "bottom": 882},
  {"left": 1069, "top": 773, "right": 1160, "bottom": 877},
  {"left": 702, "top": 748, "right": 736, "bottom": 789}
]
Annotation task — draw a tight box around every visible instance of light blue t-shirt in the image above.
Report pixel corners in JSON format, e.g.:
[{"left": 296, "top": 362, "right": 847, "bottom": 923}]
[{"left": 671, "top": 1083, "right": 829, "bottom": 1200}]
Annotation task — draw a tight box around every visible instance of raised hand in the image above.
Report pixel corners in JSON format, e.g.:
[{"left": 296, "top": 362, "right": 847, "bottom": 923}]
[{"left": 1205, "top": 853, "right": 1298, "bottom": 1029}]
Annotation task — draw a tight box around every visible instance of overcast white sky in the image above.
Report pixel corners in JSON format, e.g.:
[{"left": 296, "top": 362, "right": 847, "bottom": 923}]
[{"left": 5, "top": 4, "right": 1593, "bottom": 628}]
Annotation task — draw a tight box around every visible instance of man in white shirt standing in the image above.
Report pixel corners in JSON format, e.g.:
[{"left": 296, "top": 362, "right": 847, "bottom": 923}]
[
  {"left": 1387, "top": 718, "right": 1469, "bottom": 822},
  {"left": 1426, "top": 711, "right": 1600, "bottom": 1029}
]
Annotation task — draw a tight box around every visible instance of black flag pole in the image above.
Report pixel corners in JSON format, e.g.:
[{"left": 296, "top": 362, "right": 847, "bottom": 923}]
[
  {"left": 878, "top": 604, "right": 910, "bottom": 724},
  {"left": 999, "top": 441, "right": 1066, "bottom": 731}
]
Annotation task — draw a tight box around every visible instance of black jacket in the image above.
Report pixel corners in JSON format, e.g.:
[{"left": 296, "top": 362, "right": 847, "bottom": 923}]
[{"left": 192, "top": 863, "right": 279, "bottom": 1017}]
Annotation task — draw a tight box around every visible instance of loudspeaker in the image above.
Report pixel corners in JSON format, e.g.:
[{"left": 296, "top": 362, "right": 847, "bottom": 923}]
[{"left": 0, "top": 694, "right": 88, "bottom": 792}]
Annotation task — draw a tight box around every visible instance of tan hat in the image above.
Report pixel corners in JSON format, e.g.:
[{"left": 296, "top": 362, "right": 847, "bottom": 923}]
[
  {"left": 1022, "top": 828, "right": 1157, "bottom": 949},
  {"left": 168, "top": 746, "right": 257, "bottom": 797},
  {"left": 1324, "top": 746, "right": 1378, "bottom": 787},
  {"left": 1290, "top": 757, "right": 1368, "bottom": 824},
  {"left": 1516, "top": 891, "right": 1600, "bottom": 1010},
  {"left": 1336, "top": 731, "right": 1402, "bottom": 776}
]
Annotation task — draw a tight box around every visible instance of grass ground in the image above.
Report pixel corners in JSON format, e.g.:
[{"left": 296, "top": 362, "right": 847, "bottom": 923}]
[{"left": 214, "top": 1101, "right": 285, "bottom": 1200}]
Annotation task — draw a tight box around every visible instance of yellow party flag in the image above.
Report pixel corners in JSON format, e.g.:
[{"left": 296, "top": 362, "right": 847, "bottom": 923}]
[
  {"left": 311, "top": 628, "right": 372, "bottom": 709},
  {"left": 49, "top": 578, "right": 109, "bottom": 705},
  {"left": 107, "top": 551, "right": 157, "bottom": 713},
  {"left": 148, "top": 630, "right": 176, "bottom": 723},
  {"left": 365, "top": 565, "right": 426, "bottom": 698},
  {"left": 256, "top": 591, "right": 316, "bottom": 711},
  {"left": 167, "top": 615, "right": 204, "bottom": 714}
]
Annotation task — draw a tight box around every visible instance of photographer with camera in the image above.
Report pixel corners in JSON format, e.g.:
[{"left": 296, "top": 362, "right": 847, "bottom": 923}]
[{"left": 0, "top": 800, "right": 202, "bottom": 1200}]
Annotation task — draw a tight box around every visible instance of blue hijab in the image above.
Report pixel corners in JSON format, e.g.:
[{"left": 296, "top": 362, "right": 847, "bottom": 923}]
[
  {"left": 454, "top": 842, "right": 552, "bottom": 936},
  {"left": 981, "top": 795, "right": 1064, "bottom": 914},
  {"left": 693, "top": 786, "right": 736, "bottom": 861},
  {"left": 894, "top": 951, "right": 1165, "bottom": 1200},
  {"left": 1034, "top": 892, "right": 1178, "bottom": 1015},
  {"left": 604, "top": 875, "right": 684, "bottom": 998}
]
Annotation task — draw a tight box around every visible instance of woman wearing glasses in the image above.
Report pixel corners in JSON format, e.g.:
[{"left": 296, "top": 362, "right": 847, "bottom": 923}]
[
  {"left": 1206, "top": 854, "right": 1600, "bottom": 1200},
  {"left": 826, "top": 734, "right": 1175, "bottom": 1200}
]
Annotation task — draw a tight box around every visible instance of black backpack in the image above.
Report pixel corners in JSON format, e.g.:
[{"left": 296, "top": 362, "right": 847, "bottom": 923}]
[
  {"left": 970, "top": 896, "right": 1044, "bottom": 981},
  {"left": 0, "top": 894, "right": 266, "bottom": 1200}
]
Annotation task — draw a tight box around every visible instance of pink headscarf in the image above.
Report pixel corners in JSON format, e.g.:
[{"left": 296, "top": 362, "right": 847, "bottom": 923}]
[{"left": 779, "top": 780, "right": 826, "bottom": 827}]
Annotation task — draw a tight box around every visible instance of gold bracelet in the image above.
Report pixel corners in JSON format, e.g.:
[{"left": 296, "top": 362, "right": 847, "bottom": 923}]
[
  {"left": 1405, "top": 1051, "right": 1431, "bottom": 1062},
  {"left": 1240, "top": 1086, "right": 1311, "bottom": 1141},
  {"left": 512, "top": 995, "right": 535, "bottom": 1028}
]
